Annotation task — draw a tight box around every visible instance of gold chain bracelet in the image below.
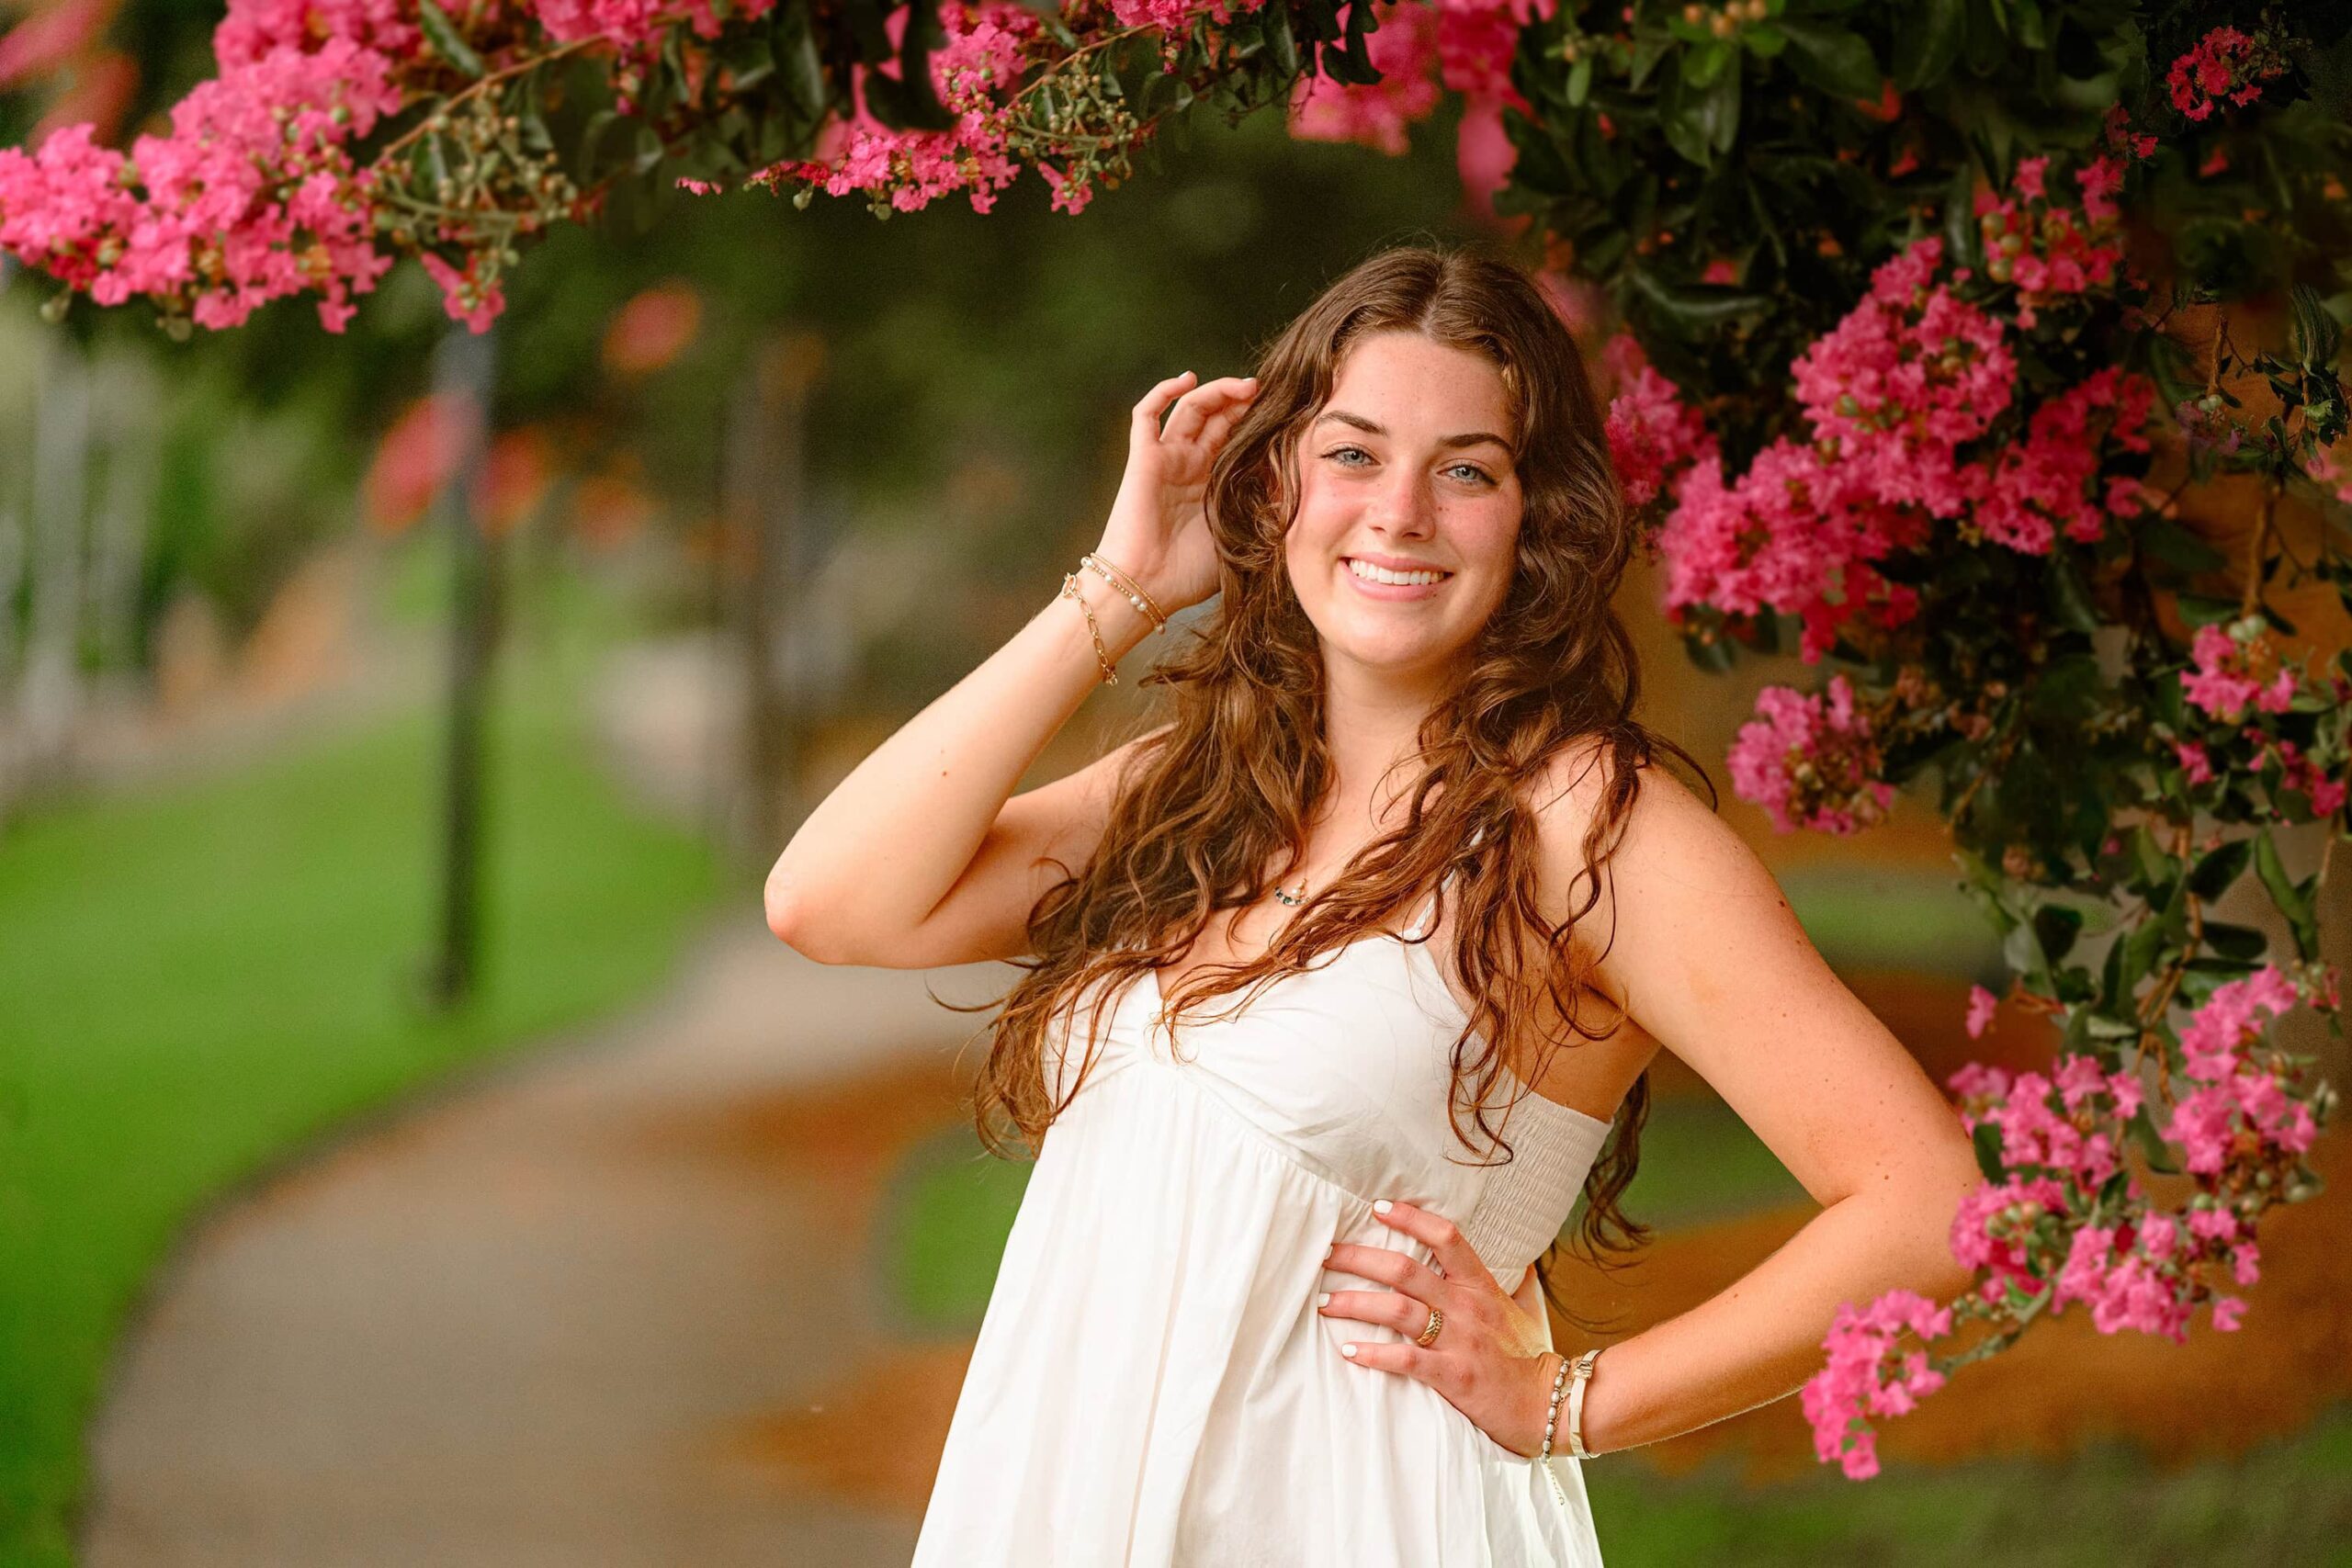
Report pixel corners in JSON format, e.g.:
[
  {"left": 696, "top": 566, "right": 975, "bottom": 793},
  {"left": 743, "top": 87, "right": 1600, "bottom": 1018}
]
[{"left": 1060, "top": 571, "right": 1118, "bottom": 685}]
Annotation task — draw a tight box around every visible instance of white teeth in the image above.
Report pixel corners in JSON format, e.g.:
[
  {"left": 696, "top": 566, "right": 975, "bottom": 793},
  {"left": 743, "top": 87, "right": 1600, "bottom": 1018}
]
[{"left": 1347, "top": 558, "right": 1448, "bottom": 587}]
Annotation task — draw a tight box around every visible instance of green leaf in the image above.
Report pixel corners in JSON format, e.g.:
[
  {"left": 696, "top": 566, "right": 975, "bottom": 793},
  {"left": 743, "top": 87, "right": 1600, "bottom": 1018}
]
[
  {"left": 2043, "top": 549, "right": 2098, "bottom": 634},
  {"left": 2126, "top": 1103, "right": 2181, "bottom": 1176},
  {"left": 2292, "top": 282, "right": 2343, "bottom": 371},
  {"left": 2174, "top": 592, "right": 2243, "bottom": 628},
  {"left": 1775, "top": 18, "right": 1882, "bottom": 99},
  {"left": 2188, "top": 837, "right": 2252, "bottom": 901},
  {"left": 2254, "top": 827, "right": 2321, "bottom": 959},
  {"left": 1971, "top": 1119, "right": 2006, "bottom": 1181},
  {"left": 2202, "top": 921, "right": 2269, "bottom": 962},
  {"left": 1892, "top": 0, "right": 1963, "bottom": 90},
  {"left": 2138, "top": 515, "right": 2228, "bottom": 573},
  {"left": 1685, "top": 39, "right": 1733, "bottom": 88},
  {"left": 774, "top": 2, "right": 828, "bottom": 116},
  {"left": 2033, "top": 903, "right": 2084, "bottom": 964},
  {"left": 1266, "top": 3, "right": 1298, "bottom": 76},
  {"left": 416, "top": 0, "right": 485, "bottom": 76},
  {"left": 1566, "top": 52, "right": 1593, "bottom": 107},
  {"left": 1628, "top": 265, "right": 1770, "bottom": 328}
]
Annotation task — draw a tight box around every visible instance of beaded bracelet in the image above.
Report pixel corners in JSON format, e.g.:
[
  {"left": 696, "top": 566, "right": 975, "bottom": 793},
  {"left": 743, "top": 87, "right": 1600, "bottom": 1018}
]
[
  {"left": 1536, "top": 1349, "right": 1576, "bottom": 1463},
  {"left": 1080, "top": 552, "right": 1169, "bottom": 635},
  {"left": 1060, "top": 571, "right": 1119, "bottom": 685}
]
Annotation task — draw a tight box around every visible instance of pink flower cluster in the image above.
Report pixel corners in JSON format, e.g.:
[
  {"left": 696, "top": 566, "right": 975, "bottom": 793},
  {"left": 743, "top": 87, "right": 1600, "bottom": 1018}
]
[
  {"left": 1657, "top": 435, "right": 1924, "bottom": 661},
  {"left": 1973, "top": 366, "right": 2154, "bottom": 552},
  {"left": 2166, "top": 25, "right": 2286, "bottom": 123},
  {"left": 2243, "top": 730, "right": 2350, "bottom": 819},
  {"left": 1950, "top": 1055, "right": 2145, "bottom": 1193},
  {"left": 1285, "top": 0, "right": 1553, "bottom": 215},
  {"left": 2304, "top": 437, "right": 2352, "bottom": 504},
  {"left": 1287, "top": 0, "right": 1442, "bottom": 155},
  {"left": 2051, "top": 1205, "right": 2255, "bottom": 1340},
  {"left": 2180, "top": 621, "right": 2299, "bottom": 722},
  {"left": 1600, "top": 333, "right": 1715, "bottom": 510},
  {"left": 1971, "top": 153, "right": 2127, "bottom": 330},
  {"left": 2165, "top": 965, "right": 2320, "bottom": 1178},
  {"left": 1726, "top": 674, "right": 1897, "bottom": 834},
  {"left": 1801, "top": 1290, "right": 1951, "bottom": 1480},
  {"left": 0, "top": 34, "right": 401, "bottom": 332},
  {"left": 1653, "top": 169, "right": 2154, "bottom": 662},
  {"left": 752, "top": 0, "right": 1042, "bottom": 215},
  {"left": 1792, "top": 236, "right": 2015, "bottom": 518},
  {"left": 2100, "top": 103, "right": 2157, "bottom": 164}
]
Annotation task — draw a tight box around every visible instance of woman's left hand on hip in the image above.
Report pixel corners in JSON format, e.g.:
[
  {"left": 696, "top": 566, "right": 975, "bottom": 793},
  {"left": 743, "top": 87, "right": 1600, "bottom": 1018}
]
[{"left": 1319, "top": 1199, "right": 1560, "bottom": 1458}]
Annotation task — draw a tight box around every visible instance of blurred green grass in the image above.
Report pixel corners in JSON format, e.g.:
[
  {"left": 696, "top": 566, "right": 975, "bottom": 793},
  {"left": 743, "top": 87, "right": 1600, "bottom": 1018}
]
[
  {"left": 1583, "top": 1404, "right": 2352, "bottom": 1566},
  {"left": 0, "top": 543, "right": 726, "bottom": 1566}
]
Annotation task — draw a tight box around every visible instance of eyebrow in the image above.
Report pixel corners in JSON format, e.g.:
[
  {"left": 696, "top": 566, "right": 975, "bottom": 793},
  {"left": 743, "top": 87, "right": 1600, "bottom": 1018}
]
[{"left": 1312, "top": 410, "right": 1516, "bottom": 457}]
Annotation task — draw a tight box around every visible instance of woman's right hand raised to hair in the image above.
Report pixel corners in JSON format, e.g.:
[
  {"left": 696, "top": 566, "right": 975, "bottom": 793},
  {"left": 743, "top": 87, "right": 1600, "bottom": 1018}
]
[{"left": 1095, "top": 369, "right": 1259, "bottom": 617}]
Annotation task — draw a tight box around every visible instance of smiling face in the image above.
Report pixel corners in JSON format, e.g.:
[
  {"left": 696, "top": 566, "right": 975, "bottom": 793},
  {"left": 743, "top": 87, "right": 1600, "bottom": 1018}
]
[{"left": 1283, "top": 329, "right": 1524, "bottom": 691}]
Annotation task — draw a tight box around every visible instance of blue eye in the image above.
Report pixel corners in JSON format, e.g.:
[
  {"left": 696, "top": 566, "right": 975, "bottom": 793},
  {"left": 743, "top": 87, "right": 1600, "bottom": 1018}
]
[
  {"left": 1325, "top": 446, "right": 1372, "bottom": 467},
  {"left": 1446, "top": 463, "right": 1495, "bottom": 485}
]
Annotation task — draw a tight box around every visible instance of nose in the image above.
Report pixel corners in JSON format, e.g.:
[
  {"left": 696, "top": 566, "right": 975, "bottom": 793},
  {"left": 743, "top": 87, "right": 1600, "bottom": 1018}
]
[{"left": 1368, "top": 466, "right": 1437, "bottom": 536}]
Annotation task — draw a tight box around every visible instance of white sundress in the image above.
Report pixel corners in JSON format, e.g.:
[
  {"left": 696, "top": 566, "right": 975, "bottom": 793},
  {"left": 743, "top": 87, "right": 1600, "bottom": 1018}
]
[{"left": 910, "top": 876, "right": 1614, "bottom": 1566}]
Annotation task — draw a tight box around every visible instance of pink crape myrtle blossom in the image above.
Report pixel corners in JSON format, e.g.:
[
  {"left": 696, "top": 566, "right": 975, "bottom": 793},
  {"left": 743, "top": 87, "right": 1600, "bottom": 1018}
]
[
  {"left": 2166, "top": 25, "right": 2287, "bottom": 123},
  {"left": 2244, "top": 733, "right": 2350, "bottom": 819},
  {"left": 1790, "top": 236, "right": 2014, "bottom": 520},
  {"left": 2165, "top": 965, "right": 2321, "bottom": 1177},
  {"left": 2304, "top": 437, "right": 2352, "bottom": 504},
  {"left": 1972, "top": 365, "right": 2155, "bottom": 553},
  {"left": 1727, "top": 673, "right": 1897, "bottom": 835},
  {"left": 1950, "top": 1056, "right": 2143, "bottom": 1192},
  {"left": 2179, "top": 620, "right": 2301, "bottom": 722},
  {"left": 1110, "top": 0, "right": 1264, "bottom": 34},
  {"left": 1963, "top": 984, "right": 1999, "bottom": 1039},
  {"left": 1600, "top": 333, "right": 1716, "bottom": 510},
  {"left": 0, "top": 34, "right": 402, "bottom": 333},
  {"left": 752, "top": 0, "right": 1040, "bottom": 215},
  {"left": 1654, "top": 435, "right": 1923, "bottom": 659},
  {"left": 1287, "top": 0, "right": 1442, "bottom": 156},
  {"left": 1285, "top": 0, "right": 1550, "bottom": 220},
  {"left": 1948, "top": 1171, "right": 2069, "bottom": 1302},
  {"left": 1973, "top": 154, "right": 2128, "bottom": 329},
  {"left": 1801, "top": 1290, "right": 1951, "bottom": 1479},
  {"left": 0, "top": 0, "right": 116, "bottom": 90}
]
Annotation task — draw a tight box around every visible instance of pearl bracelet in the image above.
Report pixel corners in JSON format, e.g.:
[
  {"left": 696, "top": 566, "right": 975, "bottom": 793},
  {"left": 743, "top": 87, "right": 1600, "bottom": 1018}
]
[
  {"left": 1536, "top": 1349, "right": 1576, "bottom": 1463},
  {"left": 1080, "top": 552, "right": 1169, "bottom": 634}
]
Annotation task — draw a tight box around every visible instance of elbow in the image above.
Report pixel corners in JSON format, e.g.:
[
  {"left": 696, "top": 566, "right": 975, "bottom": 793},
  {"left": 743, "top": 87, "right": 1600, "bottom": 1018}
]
[
  {"left": 1907, "top": 1141, "right": 1988, "bottom": 1304},
  {"left": 764, "top": 869, "right": 839, "bottom": 963}
]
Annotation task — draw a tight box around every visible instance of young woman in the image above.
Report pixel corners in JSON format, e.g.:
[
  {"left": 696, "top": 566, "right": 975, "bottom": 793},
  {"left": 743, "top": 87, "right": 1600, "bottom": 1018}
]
[{"left": 766, "top": 244, "right": 1982, "bottom": 1563}]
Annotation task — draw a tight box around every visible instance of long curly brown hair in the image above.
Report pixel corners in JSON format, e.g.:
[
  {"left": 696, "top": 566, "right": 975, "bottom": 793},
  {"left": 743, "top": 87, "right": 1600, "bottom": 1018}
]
[{"left": 956, "top": 242, "right": 1717, "bottom": 1325}]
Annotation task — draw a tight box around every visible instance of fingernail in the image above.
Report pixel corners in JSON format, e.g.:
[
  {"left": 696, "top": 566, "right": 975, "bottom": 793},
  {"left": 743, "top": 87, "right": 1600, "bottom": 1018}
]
[
  {"left": 1373, "top": 1199, "right": 1393, "bottom": 1215},
  {"left": 1341, "top": 1344, "right": 1358, "bottom": 1358},
  {"left": 1324, "top": 1244, "right": 1334, "bottom": 1261},
  {"left": 1316, "top": 1292, "right": 1330, "bottom": 1309}
]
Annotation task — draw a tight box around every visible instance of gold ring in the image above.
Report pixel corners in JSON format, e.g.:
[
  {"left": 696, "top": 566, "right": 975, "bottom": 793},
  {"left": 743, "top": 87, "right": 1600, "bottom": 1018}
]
[{"left": 1415, "top": 1305, "right": 1444, "bottom": 1348}]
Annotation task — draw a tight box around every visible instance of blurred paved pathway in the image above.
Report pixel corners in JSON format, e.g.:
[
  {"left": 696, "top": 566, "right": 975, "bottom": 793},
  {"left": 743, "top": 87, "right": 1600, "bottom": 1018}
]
[{"left": 81, "top": 918, "right": 1002, "bottom": 1567}]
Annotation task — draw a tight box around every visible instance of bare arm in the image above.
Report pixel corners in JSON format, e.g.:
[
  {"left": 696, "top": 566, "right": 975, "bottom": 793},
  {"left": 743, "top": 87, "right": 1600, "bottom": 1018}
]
[
  {"left": 764, "top": 369, "right": 1253, "bottom": 967},
  {"left": 1536, "top": 753, "right": 1983, "bottom": 1455}
]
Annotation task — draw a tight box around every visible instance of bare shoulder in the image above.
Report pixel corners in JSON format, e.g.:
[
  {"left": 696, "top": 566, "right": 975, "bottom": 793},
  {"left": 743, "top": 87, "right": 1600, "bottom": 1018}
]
[
  {"left": 1520, "top": 737, "right": 1778, "bottom": 999},
  {"left": 1520, "top": 735, "right": 1739, "bottom": 897}
]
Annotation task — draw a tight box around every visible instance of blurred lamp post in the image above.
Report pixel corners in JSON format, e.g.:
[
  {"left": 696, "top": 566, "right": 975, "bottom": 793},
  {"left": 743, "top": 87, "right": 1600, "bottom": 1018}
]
[
  {"left": 424, "top": 323, "right": 498, "bottom": 1013},
  {"left": 724, "top": 330, "right": 823, "bottom": 861}
]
